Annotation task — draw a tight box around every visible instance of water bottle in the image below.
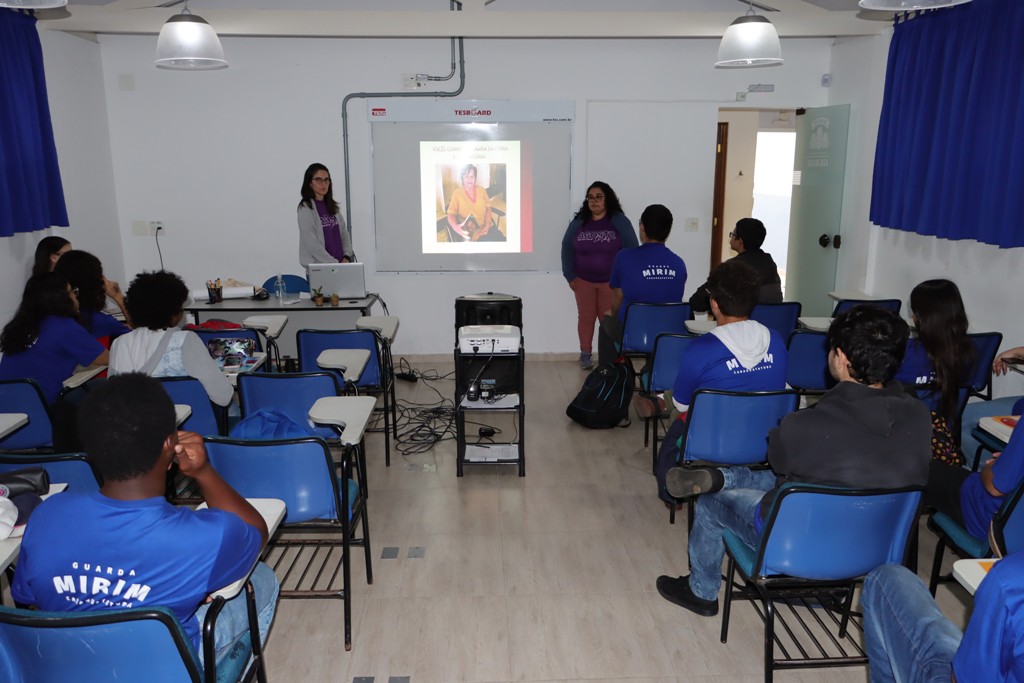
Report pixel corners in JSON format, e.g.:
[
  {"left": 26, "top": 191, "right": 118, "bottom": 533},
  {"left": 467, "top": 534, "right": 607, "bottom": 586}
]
[{"left": 274, "top": 274, "right": 286, "bottom": 302}]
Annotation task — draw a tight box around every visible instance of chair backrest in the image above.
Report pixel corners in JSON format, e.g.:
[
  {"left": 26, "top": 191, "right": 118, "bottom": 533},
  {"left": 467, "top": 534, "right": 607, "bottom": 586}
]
[
  {"left": 681, "top": 389, "right": 799, "bottom": 465},
  {"left": 785, "top": 329, "right": 835, "bottom": 392},
  {"left": 750, "top": 302, "right": 802, "bottom": 338},
  {"left": 645, "top": 333, "right": 697, "bottom": 393},
  {"left": 831, "top": 298, "right": 902, "bottom": 317},
  {"left": 620, "top": 303, "right": 692, "bottom": 356},
  {"left": 236, "top": 372, "right": 341, "bottom": 441},
  {"left": 261, "top": 274, "right": 310, "bottom": 294},
  {"left": 0, "top": 453, "right": 101, "bottom": 492},
  {"left": 189, "top": 327, "right": 263, "bottom": 354},
  {"left": 992, "top": 476, "right": 1024, "bottom": 557},
  {"left": 296, "top": 328, "right": 382, "bottom": 387},
  {"left": 0, "top": 379, "right": 53, "bottom": 451},
  {"left": 0, "top": 604, "right": 202, "bottom": 683},
  {"left": 754, "top": 483, "right": 922, "bottom": 579},
  {"left": 205, "top": 436, "right": 342, "bottom": 524},
  {"left": 157, "top": 376, "right": 223, "bottom": 437},
  {"left": 965, "top": 332, "right": 1003, "bottom": 399}
]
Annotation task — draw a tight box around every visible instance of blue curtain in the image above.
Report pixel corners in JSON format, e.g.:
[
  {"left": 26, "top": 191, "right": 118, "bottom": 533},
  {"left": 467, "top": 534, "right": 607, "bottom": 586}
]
[
  {"left": 870, "top": 0, "right": 1024, "bottom": 248},
  {"left": 0, "top": 9, "right": 68, "bottom": 237}
]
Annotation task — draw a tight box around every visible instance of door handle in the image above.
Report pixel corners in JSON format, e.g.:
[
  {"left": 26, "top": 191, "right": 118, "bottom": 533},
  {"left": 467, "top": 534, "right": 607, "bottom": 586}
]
[
  {"left": 818, "top": 234, "right": 831, "bottom": 248},
  {"left": 833, "top": 234, "right": 842, "bottom": 249}
]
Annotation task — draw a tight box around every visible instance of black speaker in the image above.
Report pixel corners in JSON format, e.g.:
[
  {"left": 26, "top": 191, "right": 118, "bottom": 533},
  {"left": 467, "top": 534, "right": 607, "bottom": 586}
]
[{"left": 454, "top": 292, "right": 523, "bottom": 333}]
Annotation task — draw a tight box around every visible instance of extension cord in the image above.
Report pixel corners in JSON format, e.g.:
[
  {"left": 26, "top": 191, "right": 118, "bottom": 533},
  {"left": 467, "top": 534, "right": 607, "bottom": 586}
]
[{"left": 396, "top": 371, "right": 418, "bottom": 382}]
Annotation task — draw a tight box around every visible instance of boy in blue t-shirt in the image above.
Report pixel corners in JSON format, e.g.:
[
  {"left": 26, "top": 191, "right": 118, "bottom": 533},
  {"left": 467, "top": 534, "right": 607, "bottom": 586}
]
[
  {"left": 12, "top": 373, "right": 280, "bottom": 668},
  {"left": 596, "top": 204, "right": 687, "bottom": 366}
]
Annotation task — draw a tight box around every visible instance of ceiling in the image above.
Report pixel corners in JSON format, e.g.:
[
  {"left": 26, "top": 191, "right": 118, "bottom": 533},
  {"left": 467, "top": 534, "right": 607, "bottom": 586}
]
[{"left": 32, "top": 0, "right": 897, "bottom": 39}]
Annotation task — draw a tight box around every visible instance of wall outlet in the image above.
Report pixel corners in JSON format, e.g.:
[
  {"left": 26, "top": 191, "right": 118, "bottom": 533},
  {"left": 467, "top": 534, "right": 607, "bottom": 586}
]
[
  {"left": 149, "top": 221, "right": 165, "bottom": 235},
  {"left": 402, "top": 73, "right": 419, "bottom": 90},
  {"left": 685, "top": 217, "right": 700, "bottom": 232},
  {"left": 131, "top": 220, "right": 165, "bottom": 236}
]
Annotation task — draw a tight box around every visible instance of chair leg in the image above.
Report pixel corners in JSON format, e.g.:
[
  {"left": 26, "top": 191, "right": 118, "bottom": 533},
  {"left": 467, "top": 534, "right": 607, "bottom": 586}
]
[
  {"left": 360, "top": 498, "right": 373, "bottom": 585},
  {"left": 343, "top": 517, "right": 353, "bottom": 652},
  {"left": 720, "top": 557, "right": 736, "bottom": 643},
  {"left": 761, "top": 588, "right": 776, "bottom": 683},
  {"left": 928, "top": 536, "right": 947, "bottom": 596},
  {"left": 245, "top": 580, "right": 269, "bottom": 683},
  {"left": 382, "top": 382, "right": 392, "bottom": 468},
  {"left": 643, "top": 416, "right": 650, "bottom": 447},
  {"left": 838, "top": 584, "right": 855, "bottom": 639}
]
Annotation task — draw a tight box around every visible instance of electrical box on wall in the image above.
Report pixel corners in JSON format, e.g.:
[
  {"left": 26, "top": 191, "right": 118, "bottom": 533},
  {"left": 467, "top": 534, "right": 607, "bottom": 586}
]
[{"left": 131, "top": 220, "right": 165, "bottom": 236}]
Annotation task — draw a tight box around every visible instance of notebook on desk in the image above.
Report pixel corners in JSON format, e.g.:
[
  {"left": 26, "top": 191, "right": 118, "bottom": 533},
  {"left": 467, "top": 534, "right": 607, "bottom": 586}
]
[
  {"left": 306, "top": 262, "right": 367, "bottom": 299},
  {"left": 979, "top": 416, "right": 1018, "bottom": 443}
]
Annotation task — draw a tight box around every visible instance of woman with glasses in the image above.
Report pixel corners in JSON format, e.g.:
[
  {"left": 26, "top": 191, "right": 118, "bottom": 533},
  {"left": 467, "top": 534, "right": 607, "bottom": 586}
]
[
  {"left": 298, "top": 162, "right": 353, "bottom": 267},
  {"left": 560, "top": 181, "right": 637, "bottom": 370},
  {"left": 0, "top": 272, "right": 109, "bottom": 404},
  {"left": 54, "top": 250, "right": 131, "bottom": 343}
]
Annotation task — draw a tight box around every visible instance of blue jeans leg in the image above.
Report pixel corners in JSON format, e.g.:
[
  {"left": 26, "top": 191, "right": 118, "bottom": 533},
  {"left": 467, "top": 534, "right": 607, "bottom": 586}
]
[
  {"left": 862, "top": 564, "right": 962, "bottom": 683},
  {"left": 960, "top": 396, "right": 1021, "bottom": 467},
  {"left": 195, "top": 562, "right": 281, "bottom": 668},
  {"left": 687, "top": 467, "right": 777, "bottom": 601}
]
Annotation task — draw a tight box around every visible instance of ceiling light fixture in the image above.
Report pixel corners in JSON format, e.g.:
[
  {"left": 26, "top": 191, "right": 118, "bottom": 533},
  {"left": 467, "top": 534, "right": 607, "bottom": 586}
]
[
  {"left": 858, "top": 0, "right": 971, "bottom": 10},
  {"left": 0, "top": 0, "right": 67, "bottom": 8},
  {"left": 715, "top": 1, "right": 784, "bottom": 68},
  {"left": 154, "top": 0, "right": 228, "bottom": 71}
]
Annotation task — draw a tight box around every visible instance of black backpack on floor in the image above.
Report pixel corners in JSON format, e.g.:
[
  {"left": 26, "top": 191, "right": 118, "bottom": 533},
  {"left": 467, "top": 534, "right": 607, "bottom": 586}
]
[{"left": 566, "top": 358, "right": 635, "bottom": 429}]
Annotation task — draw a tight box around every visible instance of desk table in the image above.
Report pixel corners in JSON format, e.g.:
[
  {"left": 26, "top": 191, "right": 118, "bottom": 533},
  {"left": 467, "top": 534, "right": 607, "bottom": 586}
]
[
  {"left": 797, "top": 316, "right": 833, "bottom": 332},
  {"left": 201, "top": 498, "right": 287, "bottom": 600},
  {"left": 685, "top": 319, "right": 717, "bottom": 335},
  {"left": 174, "top": 405, "right": 192, "bottom": 427},
  {"left": 243, "top": 315, "right": 288, "bottom": 372},
  {"left": 356, "top": 316, "right": 400, "bottom": 344},
  {"left": 0, "top": 413, "right": 28, "bottom": 440},
  {"left": 0, "top": 484, "right": 67, "bottom": 572},
  {"left": 187, "top": 294, "right": 379, "bottom": 324},
  {"left": 953, "top": 558, "right": 998, "bottom": 596},
  {"left": 308, "top": 396, "right": 376, "bottom": 446},
  {"left": 828, "top": 290, "right": 875, "bottom": 302},
  {"left": 63, "top": 365, "right": 107, "bottom": 390},
  {"left": 316, "top": 349, "right": 370, "bottom": 384}
]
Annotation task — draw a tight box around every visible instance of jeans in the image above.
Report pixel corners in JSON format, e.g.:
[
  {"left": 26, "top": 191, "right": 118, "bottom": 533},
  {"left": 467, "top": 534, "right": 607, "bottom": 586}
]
[
  {"left": 194, "top": 562, "right": 280, "bottom": 668},
  {"left": 688, "top": 467, "right": 777, "bottom": 601},
  {"left": 573, "top": 279, "right": 614, "bottom": 353},
  {"left": 960, "top": 396, "right": 1021, "bottom": 467},
  {"left": 862, "top": 564, "right": 961, "bottom": 683}
]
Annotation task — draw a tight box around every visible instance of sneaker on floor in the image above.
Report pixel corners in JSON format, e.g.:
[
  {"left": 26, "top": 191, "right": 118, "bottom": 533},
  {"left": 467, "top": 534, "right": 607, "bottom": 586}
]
[
  {"left": 579, "top": 352, "right": 593, "bottom": 370},
  {"left": 665, "top": 467, "right": 722, "bottom": 499},
  {"left": 633, "top": 392, "right": 667, "bottom": 419},
  {"left": 656, "top": 575, "right": 719, "bottom": 617}
]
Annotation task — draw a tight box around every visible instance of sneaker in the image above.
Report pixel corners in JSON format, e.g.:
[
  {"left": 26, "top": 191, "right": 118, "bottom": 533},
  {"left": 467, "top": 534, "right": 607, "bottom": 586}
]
[
  {"left": 656, "top": 575, "right": 719, "bottom": 617},
  {"left": 633, "top": 392, "right": 667, "bottom": 419},
  {"left": 664, "top": 467, "right": 722, "bottom": 499},
  {"left": 579, "top": 352, "right": 593, "bottom": 370}
]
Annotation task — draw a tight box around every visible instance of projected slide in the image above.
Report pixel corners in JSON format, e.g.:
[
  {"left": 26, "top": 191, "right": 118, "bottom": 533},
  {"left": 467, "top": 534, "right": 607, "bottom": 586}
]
[
  {"left": 370, "top": 100, "right": 574, "bottom": 273},
  {"left": 421, "top": 140, "right": 521, "bottom": 254}
]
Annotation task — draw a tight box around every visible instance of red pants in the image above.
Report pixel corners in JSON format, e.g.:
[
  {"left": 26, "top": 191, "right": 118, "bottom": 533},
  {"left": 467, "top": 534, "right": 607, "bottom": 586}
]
[{"left": 573, "top": 278, "right": 614, "bottom": 353}]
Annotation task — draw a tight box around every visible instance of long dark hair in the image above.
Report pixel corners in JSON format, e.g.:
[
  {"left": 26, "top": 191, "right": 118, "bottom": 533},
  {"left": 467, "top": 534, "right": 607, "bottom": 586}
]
[
  {"left": 32, "top": 236, "right": 70, "bottom": 276},
  {"left": 53, "top": 250, "right": 106, "bottom": 320},
  {"left": 298, "top": 163, "right": 340, "bottom": 216},
  {"left": 0, "top": 273, "right": 77, "bottom": 354},
  {"left": 910, "top": 279, "right": 973, "bottom": 420},
  {"left": 573, "top": 181, "right": 624, "bottom": 222}
]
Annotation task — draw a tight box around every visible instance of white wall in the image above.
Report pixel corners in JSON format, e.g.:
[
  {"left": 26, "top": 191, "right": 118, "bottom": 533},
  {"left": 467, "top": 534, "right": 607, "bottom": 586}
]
[
  {"left": 829, "top": 31, "right": 1024, "bottom": 400},
  {"left": 0, "top": 29, "right": 120, "bottom": 326}
]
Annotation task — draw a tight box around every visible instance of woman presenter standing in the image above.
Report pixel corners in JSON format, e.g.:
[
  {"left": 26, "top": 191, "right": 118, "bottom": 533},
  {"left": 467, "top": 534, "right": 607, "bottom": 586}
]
[
  {"left": 298, "top": 163, "right": 353, "bottom": 267},
  {"left": 560, "top": 181, "right": 637, "bottom": 370}
]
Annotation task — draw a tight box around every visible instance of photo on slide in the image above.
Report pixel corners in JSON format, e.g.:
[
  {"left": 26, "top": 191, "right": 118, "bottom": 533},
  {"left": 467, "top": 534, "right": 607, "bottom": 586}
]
[{"left": 420, "top": 140, "right": 520, "bottom": 254}]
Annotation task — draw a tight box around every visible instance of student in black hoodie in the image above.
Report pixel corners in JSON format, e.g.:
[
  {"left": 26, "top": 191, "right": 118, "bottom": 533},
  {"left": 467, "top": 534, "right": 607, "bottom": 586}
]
[
  {"left": 655, "top": 306, "right": 932, "bottom": 617},
  {"left": 689, "top": 218, "right": 783, "bottom": 313}
]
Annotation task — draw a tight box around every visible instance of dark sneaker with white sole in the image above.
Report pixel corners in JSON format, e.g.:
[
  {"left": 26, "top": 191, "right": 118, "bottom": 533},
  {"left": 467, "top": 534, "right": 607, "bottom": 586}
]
[
  {"left": 656, "top": 574, "right": 719, "bottom": 617},
  {"left": 664, "top": 467, "right": 723, "bottom": 499}
]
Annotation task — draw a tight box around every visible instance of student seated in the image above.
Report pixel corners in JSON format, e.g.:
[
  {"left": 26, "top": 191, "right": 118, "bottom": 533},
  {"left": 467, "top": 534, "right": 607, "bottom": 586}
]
[
  {"left": 12, "top": 373, "right": 279, "bottom": 668},
  {"left": 863, "top": 554, "right": 1024, "bottom": 683},
  {"left": 656, "top": 307, "right": 931, "bottom": 616},
  {"left": 0, "top": 272, "right": 108, "bottom": 404},
  {"left": 109, "top": 270, "right": 233, "bottom": 407},
  {"left": 688, "top": 218, "right": 782, "bottom": 313},
  {"left": 53, "top": 250, "right": 131, "bottom": 341},
  {"left": 961, "top": 344, "right": 1024, "bottom": 460}
]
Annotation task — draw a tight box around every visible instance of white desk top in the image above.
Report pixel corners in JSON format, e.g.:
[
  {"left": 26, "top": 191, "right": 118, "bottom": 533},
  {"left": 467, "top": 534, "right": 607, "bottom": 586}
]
[
  {"left": 685, "top": 319, "right": 717, "bottom": 335},
  {"left": 203, "top": 498, "right": 287, "bottom": 600},
  {"left": 798, "top": 316, "right": 833, "bottom": 332},
  {"left": 828, "top": 290, "right": 874, "bottom": 302},
  {"left": 174, "top": 404, "right": 192, "bottom": 427},
  {"left": 356, "top": 316, "right": 400, "bottom": 344},
  {"left": 243, "top": 315, "right": 288, "bottom": 340},
  {"left": 221, "top": 352, "right": 266, "bottom": 386},
  {"left": 0, "top": 413, "right": 28, "bottom": 440},
  {"left": 0, "top": 484, "right": 68, "bottom": 572},
  {"left": 953, "top": 558, "right": 998, "bottom": 596},
  {"left": 316, "top": 349, "right": 370, "bottom": 381},
  {"left": 308, "top": 396, "right": 376, "bottom": 445},
  {"left": 63, "top": 365, "right": 106, "bottom": 390}
]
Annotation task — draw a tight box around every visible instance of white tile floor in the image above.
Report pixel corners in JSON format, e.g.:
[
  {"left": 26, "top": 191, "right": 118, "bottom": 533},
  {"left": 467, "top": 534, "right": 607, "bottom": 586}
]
[{"left": 262, "top": 358, "right": 974, "bottom": 683}]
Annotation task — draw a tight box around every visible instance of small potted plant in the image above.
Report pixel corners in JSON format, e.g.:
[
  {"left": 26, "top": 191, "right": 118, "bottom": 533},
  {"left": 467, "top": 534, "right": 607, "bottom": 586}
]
[
  {"left": 329, "top": 292, "right": 340, "bottom": 307},
  {"left": 311, "top": 286, "right": 325, "bottom": 307}
]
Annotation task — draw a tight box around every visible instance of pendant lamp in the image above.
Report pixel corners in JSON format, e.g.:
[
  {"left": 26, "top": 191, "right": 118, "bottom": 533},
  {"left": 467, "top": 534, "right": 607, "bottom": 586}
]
[
  {"left": 0, "top": 0, "right": 67, "bottom": 7},
  {"left": 154, "top": 1, "right": 228, "bottom": 71},
  {"left": 858, "top": 0, "right": 971, "bottom": 10},
  {"left": 715, "top": 2, "right": 783, "bottom": 68}
]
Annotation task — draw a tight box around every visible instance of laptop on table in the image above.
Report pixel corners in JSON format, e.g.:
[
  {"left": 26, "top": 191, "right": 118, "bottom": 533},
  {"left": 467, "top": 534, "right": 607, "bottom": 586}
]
[{"left": 306, "top": 262, "right": 367, "bottom": 299}]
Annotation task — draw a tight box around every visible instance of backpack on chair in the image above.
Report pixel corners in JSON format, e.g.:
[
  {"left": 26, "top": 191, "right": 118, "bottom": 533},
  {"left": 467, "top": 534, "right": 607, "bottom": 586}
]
[{"left": 566, "top": 358, "right": 635, "bottom": 429}]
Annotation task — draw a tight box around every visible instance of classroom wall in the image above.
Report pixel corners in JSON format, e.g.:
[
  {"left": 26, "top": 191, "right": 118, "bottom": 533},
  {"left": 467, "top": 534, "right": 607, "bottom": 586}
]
[{"left": 59, "top": 33, "right": 830, "bottom": 355}]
